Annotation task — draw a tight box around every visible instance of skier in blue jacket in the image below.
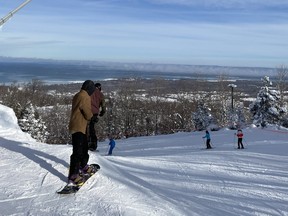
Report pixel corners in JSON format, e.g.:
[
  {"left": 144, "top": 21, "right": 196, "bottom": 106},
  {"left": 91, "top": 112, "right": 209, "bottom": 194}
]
[
  {"left": 202, "top": 130, "right": 212, "bottom": 149},
  {"left": 108, "top": 136, "right": 116, "bottom": 155}
]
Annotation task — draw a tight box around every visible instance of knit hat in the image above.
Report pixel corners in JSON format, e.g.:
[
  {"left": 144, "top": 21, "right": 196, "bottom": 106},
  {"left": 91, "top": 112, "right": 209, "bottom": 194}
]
[
  {"left": 95, "top": 82, "right": 102, "bottom": 91},
  {"left": 81, "top": 80, "right": 95, "bottom": 96}
]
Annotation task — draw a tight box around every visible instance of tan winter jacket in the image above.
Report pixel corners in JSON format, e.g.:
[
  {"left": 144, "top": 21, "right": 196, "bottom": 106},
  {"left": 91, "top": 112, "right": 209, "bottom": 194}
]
[{"left": 69, "top": 89, "right": 93, "bottom": 134}]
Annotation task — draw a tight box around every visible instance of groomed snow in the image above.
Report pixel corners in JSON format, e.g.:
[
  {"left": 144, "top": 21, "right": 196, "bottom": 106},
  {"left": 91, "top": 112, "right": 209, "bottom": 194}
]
[{"left": 0, "top": 104, "right": 288, "bottom": 216}]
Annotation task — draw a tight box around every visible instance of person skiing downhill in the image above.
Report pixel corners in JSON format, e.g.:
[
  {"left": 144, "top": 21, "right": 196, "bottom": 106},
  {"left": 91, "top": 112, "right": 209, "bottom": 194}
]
[
  {"left": 108, "top": 136, "right": 116, "bottom": 155},
  {"left": 202, "top": 130, "right": 212, "bottom": 149},
  {"left": 88, "top": 82, "right": 106, "bottom": 151},
  {"left": 67, "top": 80, "right": 98, "bottom": 186},
  {"left": 236, "top": 129, "right": 244, "bottom": 149}
]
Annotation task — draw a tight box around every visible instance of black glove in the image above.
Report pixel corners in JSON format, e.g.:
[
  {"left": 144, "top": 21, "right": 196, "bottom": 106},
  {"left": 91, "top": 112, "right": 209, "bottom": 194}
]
[
  {"left": 99, "top": 110, "right": 105, "bottom": 117},
  {"left": 91, "top": 115, "right": 99, "bottom": 124}
]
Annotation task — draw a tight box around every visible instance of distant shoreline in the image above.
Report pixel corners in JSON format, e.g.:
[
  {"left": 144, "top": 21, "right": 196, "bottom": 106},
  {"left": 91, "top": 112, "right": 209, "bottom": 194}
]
[{"left": 0, "top": 59, "right": 275, "bottom": 85}]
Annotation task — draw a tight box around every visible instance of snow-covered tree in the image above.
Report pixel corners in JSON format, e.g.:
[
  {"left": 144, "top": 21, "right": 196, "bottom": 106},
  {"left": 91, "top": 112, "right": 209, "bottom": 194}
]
[
  {"left": 235, "top": 104, "right": 246, "bottom": 128},
  {"left": 227, "top": 104, "right": 246, "bottom": 129},
  {"left": 227, "top": 110, "right": 238, "bottom": 130},
  {"left": 192, "top": 102, "right": 217, "bottom": 131},
  {"left": 41, "top": 104, "right": 70, "bottom": 144},
  {"left": 18, "top": 102, "right": 49, "bottom": 142},
  {"left": 276, "top": 65, "right": 288, "bottom": 107},
  {"left": 249, "top": 76, "right": 287, "bottom": 127}
]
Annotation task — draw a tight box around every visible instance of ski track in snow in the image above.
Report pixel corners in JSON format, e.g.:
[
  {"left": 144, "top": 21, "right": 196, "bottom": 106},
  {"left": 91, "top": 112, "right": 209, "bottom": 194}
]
[{"left": 0, "top": 125, "right": 288, "bottom": 216}]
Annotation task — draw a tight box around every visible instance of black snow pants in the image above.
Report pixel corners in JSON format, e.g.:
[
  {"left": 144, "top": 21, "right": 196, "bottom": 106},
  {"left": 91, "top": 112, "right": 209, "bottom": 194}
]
[
  {"left": 238, "top": 138, "right": 244, "bottom": 148},
  {"left": 88, "top": 120, "right": 98, "bottom": 150},
  {"left": 68, "top": 132, "right": 89, "bottom": 179}
]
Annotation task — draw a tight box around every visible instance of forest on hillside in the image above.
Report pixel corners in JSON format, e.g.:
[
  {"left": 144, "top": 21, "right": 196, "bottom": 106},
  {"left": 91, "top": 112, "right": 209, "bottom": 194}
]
[{"left": 0, "top": 70, "right": 287, "bottom": 144}]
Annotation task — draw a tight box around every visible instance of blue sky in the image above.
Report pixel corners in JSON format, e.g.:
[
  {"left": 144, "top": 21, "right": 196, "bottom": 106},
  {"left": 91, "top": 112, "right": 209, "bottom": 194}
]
[{"left": 0, "top": 0, "right": 288, "bottom": 67}]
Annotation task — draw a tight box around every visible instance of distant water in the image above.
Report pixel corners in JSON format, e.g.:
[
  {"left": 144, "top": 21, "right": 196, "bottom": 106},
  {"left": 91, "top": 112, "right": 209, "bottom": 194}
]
[
  {"left": 0, "top": 61, "right": 136, "bottom": 84},
  {"left": 0, "top": 61, "right": 269, "bottom": 85}
]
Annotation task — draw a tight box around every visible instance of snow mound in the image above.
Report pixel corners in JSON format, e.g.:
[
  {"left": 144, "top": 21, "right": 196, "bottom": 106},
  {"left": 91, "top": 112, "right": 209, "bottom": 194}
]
[{"left": 0, "top": 104, "right": 34, "bottom": 142}]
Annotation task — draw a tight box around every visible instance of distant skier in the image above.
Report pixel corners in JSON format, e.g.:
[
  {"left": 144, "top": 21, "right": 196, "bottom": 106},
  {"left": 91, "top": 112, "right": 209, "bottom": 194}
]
[
  {"left": 108, "top": 136, "right": 116, "bottom": 155},
  {"left": 202, "top": 130, "right": 212, "bottom": 149},
  {"left": 236, "top": 129, "right": 244, "bottom": 149}
]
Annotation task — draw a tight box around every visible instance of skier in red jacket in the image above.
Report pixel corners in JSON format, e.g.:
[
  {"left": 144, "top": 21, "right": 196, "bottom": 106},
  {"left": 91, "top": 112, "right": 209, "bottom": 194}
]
[{"left": 236, "top": 129, "right": 244, "bottom": 149}]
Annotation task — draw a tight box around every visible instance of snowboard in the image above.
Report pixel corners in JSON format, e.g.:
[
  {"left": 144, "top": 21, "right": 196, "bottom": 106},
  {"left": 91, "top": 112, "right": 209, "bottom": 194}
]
[{"left": 57, "top": 164, "right": 100, "bottom": 194}]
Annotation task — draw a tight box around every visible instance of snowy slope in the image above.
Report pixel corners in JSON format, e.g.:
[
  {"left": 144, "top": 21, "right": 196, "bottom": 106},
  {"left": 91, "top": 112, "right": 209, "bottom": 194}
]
[{"left": 0, "top": 104, "right": 288, "bottom": 216}]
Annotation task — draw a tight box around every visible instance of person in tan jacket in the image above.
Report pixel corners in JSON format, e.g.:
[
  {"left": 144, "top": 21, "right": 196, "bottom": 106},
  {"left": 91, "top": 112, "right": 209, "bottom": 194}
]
[{"left": 68, "top": 80, "right": 97, "bottom": 185}]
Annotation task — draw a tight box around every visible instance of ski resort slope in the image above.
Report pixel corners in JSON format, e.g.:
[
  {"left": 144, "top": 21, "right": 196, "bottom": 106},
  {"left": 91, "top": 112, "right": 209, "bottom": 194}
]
[{"left": 0, "top": 103, "right": 288, "bottom": 216}]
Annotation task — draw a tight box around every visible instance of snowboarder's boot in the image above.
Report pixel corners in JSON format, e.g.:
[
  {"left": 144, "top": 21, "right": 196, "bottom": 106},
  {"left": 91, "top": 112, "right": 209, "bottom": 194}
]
[
  {"left": 88, "top": 142, "right": 97, "bottom": 151},
  {"left": 57, "top": 164, "right": 100, "bottom": 194},
  {"left": 81, "top": 164, "right": 100, "bottom": 178},
  {"left": 68, "top": 174, "right": 85, "bottom": 187}
]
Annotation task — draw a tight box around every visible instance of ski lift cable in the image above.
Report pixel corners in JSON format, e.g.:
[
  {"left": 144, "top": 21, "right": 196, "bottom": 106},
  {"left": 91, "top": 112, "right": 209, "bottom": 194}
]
[{"left": 0, "top": 0, "right": 32, "bottom": 27}]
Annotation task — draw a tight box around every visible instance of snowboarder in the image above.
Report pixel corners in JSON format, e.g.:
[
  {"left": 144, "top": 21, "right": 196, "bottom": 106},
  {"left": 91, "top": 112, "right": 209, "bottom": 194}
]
[
  {"left": 88, "top": 82, "right": 106, "bottom": 151},
  {"left": 108, "top": 136, "right": 116, "bottom": 155},
  {"left": 67, "top": 80, "right": 98, "bottom": 186},
  {"left": 202, "top": 130, "right": 212, "bottom": 149},
  {"left": 236, "top": 129, "right": 244, "bottom": 149}
]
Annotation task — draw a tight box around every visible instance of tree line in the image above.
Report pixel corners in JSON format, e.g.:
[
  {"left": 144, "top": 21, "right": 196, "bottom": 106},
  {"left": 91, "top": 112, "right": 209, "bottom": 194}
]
[{"left": 0, "top": 66, "right": 287, "bottom": 144}]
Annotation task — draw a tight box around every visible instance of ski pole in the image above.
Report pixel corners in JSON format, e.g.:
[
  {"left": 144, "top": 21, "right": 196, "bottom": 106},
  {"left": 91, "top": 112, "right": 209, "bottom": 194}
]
[
  {"left": 202, "top": 138, "right": 205, "bottom": 148},
  {"left": 234, "top": 133, "right": 236, "bottom": 149},
  {"left": 243, "top": 138, "right": 248, "bottom": 147}
]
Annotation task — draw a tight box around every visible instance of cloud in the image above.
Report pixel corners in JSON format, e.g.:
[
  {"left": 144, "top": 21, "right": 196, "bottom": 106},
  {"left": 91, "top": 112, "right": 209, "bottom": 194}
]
[
  {"left": 147, "top": 0, "right": 288, "bottom": 9},
  {"left": 67, "top": 0, "right": 288, "bottom": 25}
]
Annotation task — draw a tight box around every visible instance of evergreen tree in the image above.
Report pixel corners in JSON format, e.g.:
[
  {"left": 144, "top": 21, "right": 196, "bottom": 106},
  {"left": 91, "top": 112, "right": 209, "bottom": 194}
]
[
  {"left": 192, "top": 102, "right": 216, "bottom": 131},
  {"left": 18, "top": 102, "right": 49, "bottom": 142},
  {"left": 249, "top": 76, "right": 287, "bottom": 127},
  {"left": 227, "top": 110, "right": 238, "bottom": 129},
  {"left": 228, "top": 104, "right": 246, "bottom": 129},
  {"left": 42, "top": 103, "right": 70, "bottom": 144},
  {"left": 235, "top": 104, "right": 246, "bottom": 128}
]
